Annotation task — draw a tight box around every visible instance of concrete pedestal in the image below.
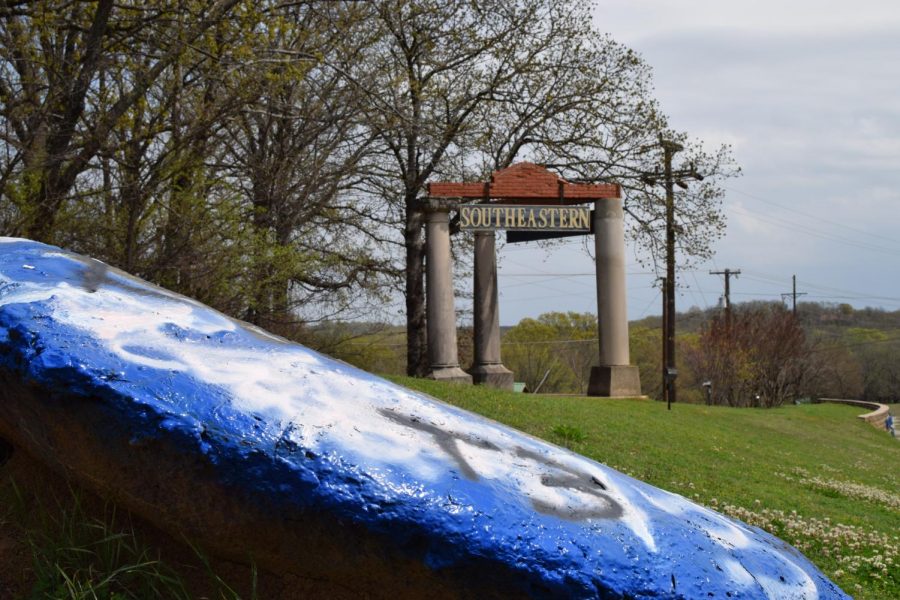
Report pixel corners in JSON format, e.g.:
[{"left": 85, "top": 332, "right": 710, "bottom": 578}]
[
  {"left": 469, "top": 363, "right": 515, "bottom": 389},
  {"left": 590, "top": 198, "right": 641, "bottom": 397},
  {"left": 470, "top": 231, "right": 513, "bottom": 390},
  {"left": 428, "top": 366, "right": 476, "bottom": 384},
  {"left": 588, "top": 365, "right": 642, "bottom": 398},
  {"left": 425, "top": 204, "right": 472, "bottom": 385}
]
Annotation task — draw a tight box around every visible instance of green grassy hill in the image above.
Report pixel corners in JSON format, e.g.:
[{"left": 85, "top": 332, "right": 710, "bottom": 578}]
[{"left": 391, "top": 377, "right": 900, "bottom": 600}]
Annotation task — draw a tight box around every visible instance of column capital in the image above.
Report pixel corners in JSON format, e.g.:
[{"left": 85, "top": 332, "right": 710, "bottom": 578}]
[
  {"left": 594, "top": 198, "right": 624, "bottom": 220},
  {"left": 421, "top": 198, "right": 459, "bottom": 214}
]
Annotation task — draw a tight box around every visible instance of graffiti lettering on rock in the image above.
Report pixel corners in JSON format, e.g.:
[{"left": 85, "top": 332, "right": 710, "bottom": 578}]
[
  {"left": 378, "top": 409, "right": 623, "bottom": 521},
  {"left": 379, "top": 408, "right": 499, "bottom": 480}
]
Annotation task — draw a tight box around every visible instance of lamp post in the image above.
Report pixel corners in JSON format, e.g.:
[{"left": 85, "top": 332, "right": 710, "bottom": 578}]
[{"left": 702, "top": 380, "right": 712, "bottom": 406}]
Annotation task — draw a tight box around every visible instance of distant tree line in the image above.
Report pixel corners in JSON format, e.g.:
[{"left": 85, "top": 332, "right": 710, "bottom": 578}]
[
  {"left": 495, "top": 303, "right": 900, "bottom": 405},
  {"left": 0, "top": 0, "right": 738, "bottom": 371}
]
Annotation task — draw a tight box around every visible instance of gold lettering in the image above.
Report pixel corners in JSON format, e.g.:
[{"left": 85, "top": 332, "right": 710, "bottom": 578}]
[
  {"left": 549, "top": 209, "right": 556, "bottom": 228},
  {"left": 472, "top": 207, "right": 483, "bottom": 227},
  {"left": 559, "top": 209, "right": 568, "bottom": 228},
  {"left": 460, "top": 207, "right": 471, "bottom": 229},
  {"left": 569, "top": 208, "right": 580, "bottom": 229},
  {"left": 581, "top": 208, "right": 590, "bottom": 229},
  {"left": 517, "top": 208, "right": 526, "bottom": 228},
  {"left": 504, "top": 207, "right": 516, "bottom": 228},
  {"left": 527, "top": 209, "right": 537, "bottom": 229},
  {"left": 538, "top": 208, "right": 549, "bottom": 227},
  {"left": 492, "top": 207, "right": 502, "bottom": 228}
]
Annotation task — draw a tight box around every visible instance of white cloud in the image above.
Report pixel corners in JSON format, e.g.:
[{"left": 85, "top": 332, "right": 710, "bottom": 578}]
[{"left": 594, "top": 1, "right": 900, "bottom": 42}]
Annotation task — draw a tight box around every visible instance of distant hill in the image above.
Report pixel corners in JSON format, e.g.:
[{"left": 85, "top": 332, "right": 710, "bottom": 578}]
[{"left": 631, "top": 300, "right": 900, "bottom": 333}]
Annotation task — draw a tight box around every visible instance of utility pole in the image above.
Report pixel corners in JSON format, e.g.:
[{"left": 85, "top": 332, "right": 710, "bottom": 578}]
[
  {"left": 660, "top": 277, "right": 668, "bottom": 408},
  {"left": 781, "top": 274, "right": 806, "bottom": 316},
  {"left": 710, "top": 268, "right": 741, "bottom": 325},
  {"left": 661, "top": 140, "right": 681, "bottom": 407},
  {"left": 640, "top": 137, "right": 703, "bottom": 408}
]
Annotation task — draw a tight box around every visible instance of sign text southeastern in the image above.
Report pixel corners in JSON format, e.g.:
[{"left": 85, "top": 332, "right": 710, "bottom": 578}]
[{"left": 458, "top": 205, "right": 591, "bottom": 232}]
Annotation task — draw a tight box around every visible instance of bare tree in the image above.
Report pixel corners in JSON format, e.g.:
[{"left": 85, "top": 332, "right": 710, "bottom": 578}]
[
  {"left": 350, "top": 0, "right": 729, "bottom": 377},
  {"left": 684, "top": 304, "right": 813, "bottom": 407}
]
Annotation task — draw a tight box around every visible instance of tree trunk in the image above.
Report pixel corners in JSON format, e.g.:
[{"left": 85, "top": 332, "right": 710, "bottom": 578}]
[{"left": 404, "top": 196, "right": 427, "bottom": 377}]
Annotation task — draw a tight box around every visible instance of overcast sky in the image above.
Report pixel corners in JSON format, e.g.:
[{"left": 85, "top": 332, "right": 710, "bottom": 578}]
[{"left": 483, "top": 0, "right": 900, "bottom": 325}]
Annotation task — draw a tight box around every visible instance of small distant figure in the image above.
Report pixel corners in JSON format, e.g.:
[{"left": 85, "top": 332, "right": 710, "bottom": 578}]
[{"left": 886, "top": 413, "right": 896, "bottom": 438}]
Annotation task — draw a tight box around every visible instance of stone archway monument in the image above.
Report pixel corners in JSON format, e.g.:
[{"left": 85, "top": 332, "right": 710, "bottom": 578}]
[{"left": 427, "top": 163, "right": 641, "bottom": 397}]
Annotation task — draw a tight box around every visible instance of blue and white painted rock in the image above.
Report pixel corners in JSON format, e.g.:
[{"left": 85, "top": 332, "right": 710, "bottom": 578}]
[{"left": 0, "top": 238, "right": 847, "bottom": 599}]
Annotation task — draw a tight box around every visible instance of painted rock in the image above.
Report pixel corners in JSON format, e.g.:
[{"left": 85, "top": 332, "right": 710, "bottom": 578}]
[{"left": 0, "top": 238, "right": 848, "bottom": 599}]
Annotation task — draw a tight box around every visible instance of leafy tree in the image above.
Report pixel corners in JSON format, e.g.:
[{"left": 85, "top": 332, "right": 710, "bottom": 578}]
[
  {"left": 630, "top": 325, "right": 662, "bottom": 400},
  {"left": 214, "top": 2, "right": 392, "bottom": 332},
  {"left": 502, "top": 312, "right": 597, "bottom": 393},
  {"left": 502, "top": 317, "right": 569, "bottom": 393},
  {"left": 0, "top": 0, "right": 241, "bottom": 242},
  {"left": 856, "top": 340, "right": 900, "bottom": 403},
  {"left": 807, "top": 342, "right": 864, "bottom": 400},
  {"left": 0, "top": 1, "right": 391, "bottom": 333}
]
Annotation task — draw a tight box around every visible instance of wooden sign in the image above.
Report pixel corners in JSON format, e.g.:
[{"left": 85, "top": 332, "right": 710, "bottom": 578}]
[{"left": 458, "top": 204, "right": 591, "bottom": 232}]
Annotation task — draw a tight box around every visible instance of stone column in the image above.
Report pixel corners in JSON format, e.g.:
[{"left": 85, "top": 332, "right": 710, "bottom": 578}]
[
  {"left": 469, "top": 231, "right": 514, "bottom": 389},
  {"left": 425, "top": 203, "right": 472, "bottom": 384},
  {"left": 588, "top": 198, "right": 641, "bottom": 397}
]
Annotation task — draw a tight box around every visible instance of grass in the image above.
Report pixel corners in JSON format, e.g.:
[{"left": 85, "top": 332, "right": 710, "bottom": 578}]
[
  {"left": 0, "top": 470, "right": 257, "bottom": 600},
  {"left": 389, "top": 376, "right": 900, "bottom": 600},
  {"left": 1, "top": 481, "right": 192, "bottom": 599}
]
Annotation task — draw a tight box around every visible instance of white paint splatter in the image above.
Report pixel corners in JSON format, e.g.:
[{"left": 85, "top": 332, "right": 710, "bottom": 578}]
[
  {"left": 638, "top": 487, "right": 751, "bottom": 549},
  {"left": 757, "top": 567, "right": 818, "bottom": 600},
  {"left": 720, "top": 558, "right": 756, "bottom": 587}
]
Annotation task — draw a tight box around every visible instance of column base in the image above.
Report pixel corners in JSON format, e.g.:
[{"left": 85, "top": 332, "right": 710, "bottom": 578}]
[
  {"left": 587, "top": 365, "right": 641, "bottom": 397},
  {"left": 468, "top": 363, "right": 514, "bottom": 390},
  {"left": 427, "top": 366, "right": 473, "bottom": 385}
]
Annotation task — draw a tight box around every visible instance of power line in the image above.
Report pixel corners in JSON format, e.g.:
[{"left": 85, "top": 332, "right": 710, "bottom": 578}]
[
  {"left": 502, "top": 338, "right": 597, "bottom": 346},
  {"left": 781, "top": 274, "right": 807, "bottom": 316},
  {"left": 741, "top": 269, "right": 900, "bottom": 304},
  {"left": 727, "top": 186, "right": 900, "bottom": 248},
  {"left": 727, "top": 204, "right": 900, "bottom": 258},
  {"left": 710, "top": 268, "right": 741, "bottom": 320},
  {"left": 691, "top": 269, "right": 710, "bottom": 309},
  {"left": 498, "top": 272, "right": 655, "bottom": 277},
  {"left": 637, "top": 288, "right": 662, "bottom": 319}
]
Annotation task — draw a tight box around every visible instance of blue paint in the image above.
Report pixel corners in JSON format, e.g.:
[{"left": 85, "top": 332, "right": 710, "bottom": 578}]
[{"left": 0, "top": 238, "right": 849, "bottom": 599}]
